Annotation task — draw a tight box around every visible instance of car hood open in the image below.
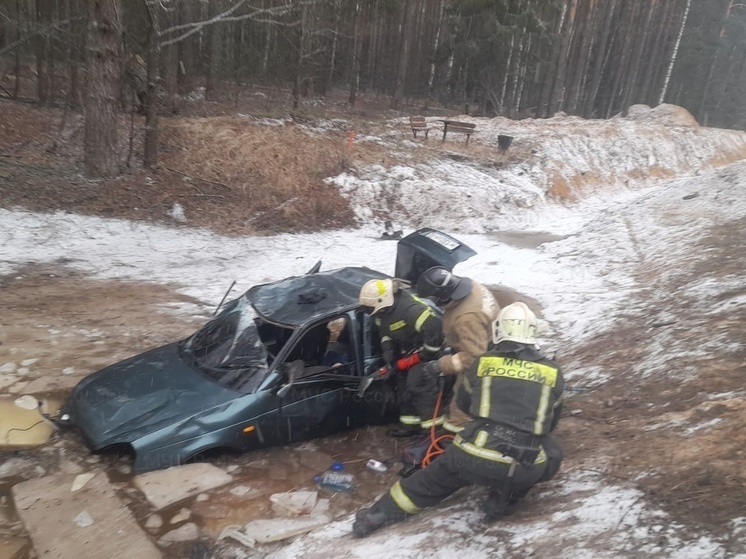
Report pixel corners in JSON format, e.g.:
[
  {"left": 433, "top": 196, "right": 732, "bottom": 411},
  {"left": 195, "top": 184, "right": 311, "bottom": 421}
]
[{"left": 65, "top": 343, "right": 240, "bottom": 447}]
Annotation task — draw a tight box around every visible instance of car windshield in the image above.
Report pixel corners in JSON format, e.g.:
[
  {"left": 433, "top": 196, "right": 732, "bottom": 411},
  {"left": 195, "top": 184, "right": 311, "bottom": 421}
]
[{"left": 179, "top": 296, "right": 271, "bottom": 394}]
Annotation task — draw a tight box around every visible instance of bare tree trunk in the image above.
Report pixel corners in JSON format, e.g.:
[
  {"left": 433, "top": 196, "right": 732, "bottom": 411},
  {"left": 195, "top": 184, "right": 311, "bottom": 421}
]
[
  {"left": 349, "top": 0, "right": 361, "bottom": 105},
  {"left": 565, "top": 0, "right": 596, "bottom": 114},
  {"left": 204, "top": 0, "right": 216, "bottom": 100},
  {"left": 499, "top": 35, "right": 516, "bottom": 114},
  {"left": 261, "top": 23, "right": 272, "bottom": 76},
  {"left": 232, "top": 13, "right": 243, "bottom": 83},
  {"left": 622, "top": 0, "right": 657, "bottom": 112},
  {"left": 293, "top": 4, "right": 308, "bottom": 109},
  {"left": 176, "top": 1, "right": 191, "bottom": 95},
  {"left": 84, "top": 0, "right": 122, "bottom": 178},
  {"left": 68, "top": 0, "right": 83, "bottom": 108},
  {"left": 659, "top": 0, "right": 691, "bottom": 105},
  {"left": 424, "top": 0, "right": 444, "bottom": 109},
  {"left": 640, "top": 0, "right": 673, "bottom": 104},
  {"left": 604, "top": 0, "right": 636, "bottom": 117},
  {"left": 548, "top": 0, "right": 578, "bottom": 115},
  {"left": 366, "top": 1, "right": 379, "bottom": 92},
  {"left": 325, "top": 0, "right": 341, "bottom": 93},
  {"left": 159, "top": 4, "right": 177, "bottom": 113},
  {"left": 391, "top": 0, "right": 414, "bottom": 110},
  {"left": 143, "top": 0, "right": 160, "bottom": 168},
  {"left": 35, "top": 0, "right": 51, "bottom": 104},
  {"left": 697, "top": 0, "right": 734, "bottom": 119},
  {"left": 13, "top": 0, "right": 23, "bottom": 98},
  {"left": 538, "top": 2, "right": 567, "bottom": 117}
]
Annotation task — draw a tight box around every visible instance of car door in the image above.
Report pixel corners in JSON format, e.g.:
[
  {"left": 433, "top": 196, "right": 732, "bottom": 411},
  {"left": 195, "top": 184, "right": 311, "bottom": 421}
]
[
  {"left": 262, "top": 313, "right": 363, "bottom": 444},
  {"left": 347, "top": 310, "right": 399, "bottom": 427}
]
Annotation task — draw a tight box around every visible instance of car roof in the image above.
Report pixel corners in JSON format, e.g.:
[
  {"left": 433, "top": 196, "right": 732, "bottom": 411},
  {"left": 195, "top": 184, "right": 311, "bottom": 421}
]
[{"left": 247, "top": 267, "right": 389, "bottom": 327}]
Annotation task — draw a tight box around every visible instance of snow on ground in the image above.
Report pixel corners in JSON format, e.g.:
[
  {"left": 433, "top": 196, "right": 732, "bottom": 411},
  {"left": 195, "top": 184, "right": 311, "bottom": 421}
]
[
  {"left": 329, "top": 109, "right": 746, "bottom": 234},
  {"left": 1, "top": 120, "right": 745, "bottom": 558}
]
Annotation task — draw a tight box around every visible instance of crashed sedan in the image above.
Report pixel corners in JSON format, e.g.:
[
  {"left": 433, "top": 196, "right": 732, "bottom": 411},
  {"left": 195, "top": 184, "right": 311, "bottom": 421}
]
[{"left": 62, "top": 228, "right": 476, "bottom": 472}]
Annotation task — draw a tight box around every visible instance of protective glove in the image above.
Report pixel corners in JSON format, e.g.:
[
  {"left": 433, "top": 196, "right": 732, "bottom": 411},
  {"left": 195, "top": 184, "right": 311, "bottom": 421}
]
[
  {"left": 407, "top": 360, "right": 442, "bottom": 394},
  {"left": 382, "top": 340, "right": 396, "bottom": 368}
]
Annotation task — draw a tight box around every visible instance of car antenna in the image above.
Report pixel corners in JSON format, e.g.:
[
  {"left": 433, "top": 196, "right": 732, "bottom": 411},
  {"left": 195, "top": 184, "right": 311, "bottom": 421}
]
[{"left": 213, "top": 280, "right": 237, "bottom": 316}]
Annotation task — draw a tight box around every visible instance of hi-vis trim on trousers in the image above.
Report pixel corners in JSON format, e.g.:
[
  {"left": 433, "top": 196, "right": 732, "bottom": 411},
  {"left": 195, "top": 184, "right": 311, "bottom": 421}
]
[
  {"left": 390, "top": 480, "right": 420, "bottom": 514},
  {"left": 443, "top": 421, "right": 464, "bottom": 433},
  {"left": 454, "top": 433, "right": 547, "bottom": 465},
  {"left": 420, "top": 416, "right": 445, "bottom": 429},
  {"left": 400, "top": 415, "right": 422, "bottom": 425}
]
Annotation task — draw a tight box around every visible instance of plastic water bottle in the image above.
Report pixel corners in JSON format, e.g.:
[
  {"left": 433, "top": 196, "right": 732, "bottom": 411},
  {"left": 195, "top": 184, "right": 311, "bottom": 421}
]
[{"left": 314, "top": 471, "right": 355, "bottom": 492}]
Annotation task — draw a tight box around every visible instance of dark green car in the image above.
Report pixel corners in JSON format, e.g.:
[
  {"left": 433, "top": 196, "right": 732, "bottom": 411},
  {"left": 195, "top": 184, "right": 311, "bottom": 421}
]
[{"left": 62, "top": 229, "right": 475, "bottom": 472}]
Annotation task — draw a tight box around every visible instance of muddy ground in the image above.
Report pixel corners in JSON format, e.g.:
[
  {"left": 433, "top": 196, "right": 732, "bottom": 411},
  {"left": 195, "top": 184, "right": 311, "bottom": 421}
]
[{"left": 1, "top": 228, "right": 743, "bottom": 558}]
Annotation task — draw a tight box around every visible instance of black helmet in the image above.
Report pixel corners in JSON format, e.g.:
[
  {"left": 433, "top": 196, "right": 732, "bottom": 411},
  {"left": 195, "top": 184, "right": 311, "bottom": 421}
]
[{"left": 416, "top": 266, "right": 472, "bottom": 305}]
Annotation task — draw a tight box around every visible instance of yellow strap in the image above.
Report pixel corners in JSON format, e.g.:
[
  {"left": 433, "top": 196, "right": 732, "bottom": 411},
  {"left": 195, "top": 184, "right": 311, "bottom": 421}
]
[
  {"left": 399, "top": 415, "right": 422, "bottom": 425},
  {"left": 390, "top": 481, "right": 420, "bottom": 514}
]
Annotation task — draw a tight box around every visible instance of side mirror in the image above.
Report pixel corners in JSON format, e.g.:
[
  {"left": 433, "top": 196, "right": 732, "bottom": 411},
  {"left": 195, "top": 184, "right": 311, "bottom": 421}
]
[{"left": 277, "top": 360, "right": 304, "bottom": 398}]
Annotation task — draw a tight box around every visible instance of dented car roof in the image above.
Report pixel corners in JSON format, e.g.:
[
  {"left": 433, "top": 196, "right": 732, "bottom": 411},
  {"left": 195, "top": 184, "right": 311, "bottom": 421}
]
[{"left": 247, "top": 267, "right": 389, "bottom": 327}]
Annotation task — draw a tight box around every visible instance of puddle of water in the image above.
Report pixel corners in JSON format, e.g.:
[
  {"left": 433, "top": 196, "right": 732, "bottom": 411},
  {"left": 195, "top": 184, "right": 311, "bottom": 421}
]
[
  {"left": 0, "top": 396, "right": 60, "bottom": 448},
  {"left": 489, "top": 230, "right": 568, "bottom": 249}
]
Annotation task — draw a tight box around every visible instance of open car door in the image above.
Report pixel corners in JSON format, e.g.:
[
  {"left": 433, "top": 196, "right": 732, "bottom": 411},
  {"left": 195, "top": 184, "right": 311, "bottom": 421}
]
[{"left": 394, "top": 228, "right": 477, "bottom": 284}]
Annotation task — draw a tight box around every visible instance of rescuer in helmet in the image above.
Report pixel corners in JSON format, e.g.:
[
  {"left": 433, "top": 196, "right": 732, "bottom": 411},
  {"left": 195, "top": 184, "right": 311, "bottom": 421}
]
[
  {"left": 359, "top": 278, "right": 446, "bottom": 436},
  {"left": 352, "top": 301, "right": 565, "bottom": 537},
  {"left": 412, "top": 266, "right": 499, "bottom": 434}
]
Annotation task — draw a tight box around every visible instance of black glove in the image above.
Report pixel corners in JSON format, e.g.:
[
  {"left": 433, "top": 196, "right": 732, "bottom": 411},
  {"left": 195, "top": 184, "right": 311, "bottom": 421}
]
[
  {"left": 381, "top": 340, "right": 396, "bottom": 368},
  {"left": 407, "top": 360, "right": 442, "bottom": 394}
]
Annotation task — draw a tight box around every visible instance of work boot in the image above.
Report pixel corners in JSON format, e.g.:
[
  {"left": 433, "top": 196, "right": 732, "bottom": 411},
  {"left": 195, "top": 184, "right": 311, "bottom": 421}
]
[
  {"left": 483, "top": 490, "right": 520, "bottom": 522},
  {"left": 386, "top": 425, "right": 420, "bottom": 438},
  {"left": 352, "top": 508, "right": 393, "bottom": 538}
]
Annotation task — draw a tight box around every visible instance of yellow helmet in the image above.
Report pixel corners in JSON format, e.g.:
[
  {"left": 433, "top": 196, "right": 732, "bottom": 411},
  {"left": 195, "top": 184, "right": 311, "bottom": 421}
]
[
  {"left": 359, "top": 279, "right": 395, "bottom": 314},
  {"left": 493, "top": 302, "right": 538, "bottom": 345}
]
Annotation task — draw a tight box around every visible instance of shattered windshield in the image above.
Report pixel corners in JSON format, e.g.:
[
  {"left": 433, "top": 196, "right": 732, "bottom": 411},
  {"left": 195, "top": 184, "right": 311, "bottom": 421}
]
[{"left": 179, "top": 296, "right": 270, "bottom": 394}]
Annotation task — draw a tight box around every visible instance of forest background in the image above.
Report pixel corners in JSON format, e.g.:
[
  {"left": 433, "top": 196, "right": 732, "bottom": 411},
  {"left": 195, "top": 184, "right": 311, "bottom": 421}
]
[{"left": 1, "top": 0, "right": 745, "bottom": 179}]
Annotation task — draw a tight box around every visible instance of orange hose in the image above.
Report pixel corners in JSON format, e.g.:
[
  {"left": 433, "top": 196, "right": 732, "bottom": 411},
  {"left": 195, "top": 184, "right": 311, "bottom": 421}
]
[{"left": 421, "top": 388, "right": 454, "bottom": 468}]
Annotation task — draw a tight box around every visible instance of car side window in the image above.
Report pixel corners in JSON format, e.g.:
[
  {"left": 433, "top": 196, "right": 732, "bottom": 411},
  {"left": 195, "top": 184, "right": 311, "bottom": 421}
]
[
  {"left": 280, "top": 317, "right": 355, "bottom": 379},
  {"left": 321, "top": 317, "right": 352, "bottom": 367}
]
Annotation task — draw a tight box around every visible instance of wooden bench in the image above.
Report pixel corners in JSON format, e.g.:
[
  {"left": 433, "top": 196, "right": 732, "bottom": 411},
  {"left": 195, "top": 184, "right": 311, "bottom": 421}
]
[
  {"left": 409, "top": 116, "right": 431, "bottom": 139},
  {"left": 442, "top": 120, "right": 476, "bottom": 145}
]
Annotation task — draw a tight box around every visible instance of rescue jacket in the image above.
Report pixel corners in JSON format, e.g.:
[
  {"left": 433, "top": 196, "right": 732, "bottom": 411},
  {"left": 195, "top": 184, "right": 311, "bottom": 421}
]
[
  {"left": 438, "top": 281, "right": 499, "bottom": 375},
  {"left": 453, "top": 341, "right": 564, "bottom": 465},
  {"left": 375, "top": 289, "right": 443, "bottom": 363},
  {"left": 459, "top": 341, "right": 564, "bottom": 435}
]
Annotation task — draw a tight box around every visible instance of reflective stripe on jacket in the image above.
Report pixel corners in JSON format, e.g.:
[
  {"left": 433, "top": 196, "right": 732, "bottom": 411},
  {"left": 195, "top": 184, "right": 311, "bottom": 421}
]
[{"left": 375, "top": 289, "right": 444, "bottom": 357}]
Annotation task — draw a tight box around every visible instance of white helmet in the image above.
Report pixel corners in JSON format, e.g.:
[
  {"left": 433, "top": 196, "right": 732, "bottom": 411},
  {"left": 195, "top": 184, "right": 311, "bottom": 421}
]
[
  {"left": 359, "top": 279, "right": 395, "bottom": 314},
  {"left": 493, "top": 302, "right": 538, "bottom": 345}
]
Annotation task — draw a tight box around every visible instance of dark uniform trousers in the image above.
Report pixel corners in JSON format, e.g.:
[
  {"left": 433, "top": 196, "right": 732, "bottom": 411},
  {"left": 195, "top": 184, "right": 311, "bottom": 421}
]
[
  {"left": 402, "top": 363, "right": 457, "bottom": 428},
  {"left": 371, "top": 437, "right": 555, "bottom": 520}
]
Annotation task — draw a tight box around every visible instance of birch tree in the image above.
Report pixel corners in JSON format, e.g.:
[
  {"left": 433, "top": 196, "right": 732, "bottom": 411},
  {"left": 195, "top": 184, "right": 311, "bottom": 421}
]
[{"left": 659, "top": 0, "right": 691, "bottom": 104}]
